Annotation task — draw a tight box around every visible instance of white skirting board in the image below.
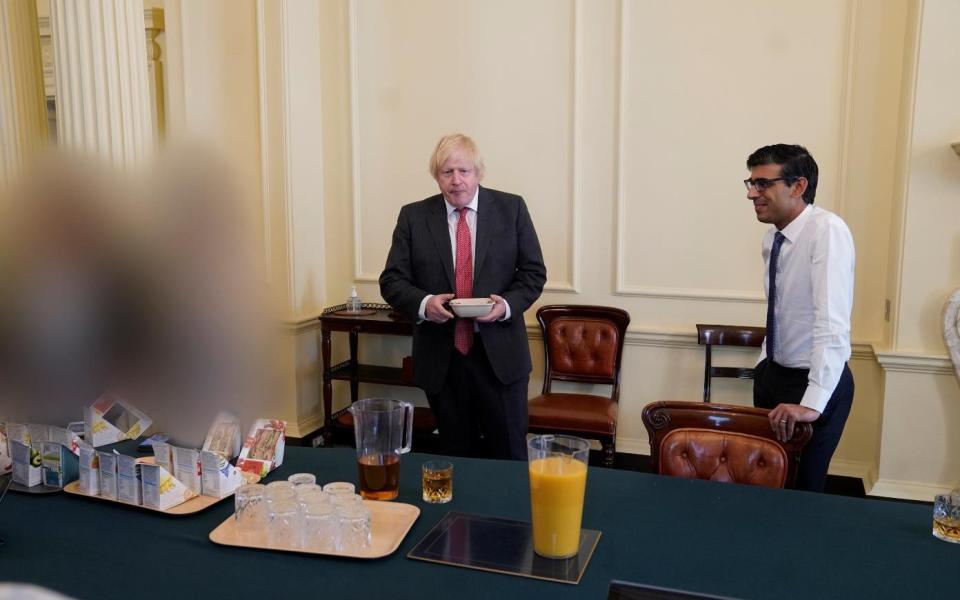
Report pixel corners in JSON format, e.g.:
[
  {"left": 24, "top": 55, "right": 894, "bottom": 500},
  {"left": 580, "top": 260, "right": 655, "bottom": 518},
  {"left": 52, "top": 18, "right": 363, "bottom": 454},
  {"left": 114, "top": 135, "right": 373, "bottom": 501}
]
[{"left": 868, "top": 479, "right": 953, "bottom": 502}]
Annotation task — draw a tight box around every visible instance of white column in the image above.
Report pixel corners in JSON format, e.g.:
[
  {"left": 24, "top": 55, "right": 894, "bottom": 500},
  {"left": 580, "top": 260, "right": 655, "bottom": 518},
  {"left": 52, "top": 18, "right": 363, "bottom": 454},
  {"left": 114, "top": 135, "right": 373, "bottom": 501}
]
[
  {"left": 49, "top": 0, "right": 153, "bottom": 168},
  {"left": 0, "top": 0, "right": 49, "bottom": 183}
]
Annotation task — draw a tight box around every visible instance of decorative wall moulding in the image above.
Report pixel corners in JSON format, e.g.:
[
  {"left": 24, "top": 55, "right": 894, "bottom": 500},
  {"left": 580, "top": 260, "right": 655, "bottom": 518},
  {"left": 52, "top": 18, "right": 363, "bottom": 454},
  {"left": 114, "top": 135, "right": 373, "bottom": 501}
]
[
  {"left": 348, "top": 0, "right": 582, "bottom": 293},
  {"left": 868, "top": 478, "right": 955, "bottom": 503},
  {"left": 874, "top": 350, "right": 954, "bottom": 375},
  {"left": 613, "top": 0, "right": 858, "bottom": 294},
  {"left": 353, "top": 275, "right": 578, "bottom": 294},
  {"left": 612, "top": 285, "right": 766, "bottom": 303},
  {"left": 284, "top": 314, "right": 875, "bottom": 362}
]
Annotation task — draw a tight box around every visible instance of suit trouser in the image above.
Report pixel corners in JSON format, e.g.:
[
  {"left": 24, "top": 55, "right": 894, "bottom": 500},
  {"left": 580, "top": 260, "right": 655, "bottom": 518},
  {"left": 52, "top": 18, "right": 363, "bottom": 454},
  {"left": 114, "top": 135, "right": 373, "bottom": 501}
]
[
  {"left": 425, "top": 337, "right": 529, "bottom": 461},
  {"left": 753, "top": 359, "right": 854, "bottom": 492}
]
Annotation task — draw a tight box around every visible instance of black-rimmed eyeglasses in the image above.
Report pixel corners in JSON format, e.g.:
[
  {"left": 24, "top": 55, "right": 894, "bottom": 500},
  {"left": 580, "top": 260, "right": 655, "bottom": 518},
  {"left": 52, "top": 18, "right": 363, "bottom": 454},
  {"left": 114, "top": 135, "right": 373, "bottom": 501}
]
[{"left": 743, "top": 177, "right": 794, "bottom": 192}]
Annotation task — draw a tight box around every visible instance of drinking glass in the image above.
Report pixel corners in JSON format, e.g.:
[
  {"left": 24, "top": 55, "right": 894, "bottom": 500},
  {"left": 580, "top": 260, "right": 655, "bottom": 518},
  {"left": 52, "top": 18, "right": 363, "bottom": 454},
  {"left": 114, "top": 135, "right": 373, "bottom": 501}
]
[
  {"left": 337, "top": 503, "right": 371, "bottom": 553},
  {"left": 288, "top": 473, "right": 317, "bottom": 487},
  {"left": 234, "top": 483, "right": 266, "bottom": 532},
  {"left": 302, "top": 501, "right": 338, "bottom": 552},
  {"left": 266, "top": 480, "right": 295, "bottom": 492},
  {"left": 421, "top": 460, "right": 453, "bottom": 504},
  {"left": 323, "top": 481, "right": 355, "bottom": 495},
  {"left": 331, "top": 492, "right": 363, "bottom": 508},
  {"left": 933, "top": 492, "right": 960, "bottom": 544},
  {"left": 295, "top": 486, "right": 327, "bottom": 502},
  {"left": 527, "top": 434, "right": 590, "bottom": 559},
  {"left": 267, "top": 499, "right": 299, "bottom": 548},
  {"left": 265, "top": 486, "right": 295, "bottom": 509}
]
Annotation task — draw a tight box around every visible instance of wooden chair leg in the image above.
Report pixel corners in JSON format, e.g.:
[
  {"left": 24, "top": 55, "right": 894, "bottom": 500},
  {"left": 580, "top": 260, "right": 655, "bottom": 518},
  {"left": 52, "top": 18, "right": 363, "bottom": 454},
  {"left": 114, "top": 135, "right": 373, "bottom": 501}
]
[{"left": 602, "top": 440, "right": 616, "bottom": 468}]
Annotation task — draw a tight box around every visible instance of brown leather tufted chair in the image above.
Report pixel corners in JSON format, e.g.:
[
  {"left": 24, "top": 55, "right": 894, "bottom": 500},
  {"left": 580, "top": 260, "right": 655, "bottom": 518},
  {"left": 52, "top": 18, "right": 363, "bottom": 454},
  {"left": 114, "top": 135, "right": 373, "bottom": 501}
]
[
  {"left": 528, "top": 305, "right": 630, "bottom": 467},
  {"left": 696, "top": 324, "right": 765, "bottom": 402},
  {"left": 641, "top": 401, "right": 812, "bottom": 489}
]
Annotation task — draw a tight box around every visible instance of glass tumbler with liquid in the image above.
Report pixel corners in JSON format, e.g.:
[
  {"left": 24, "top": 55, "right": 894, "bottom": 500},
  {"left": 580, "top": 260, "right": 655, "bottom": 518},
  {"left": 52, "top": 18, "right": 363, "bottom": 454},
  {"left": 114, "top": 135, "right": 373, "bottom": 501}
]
[
  {"left": 421, "top": 460, "right": 453, "bottom": 504},
  {"left": 527, "top": 434, "right": 590, "bottom": 559},
  {"left": 933, "top": 488, "right": 960, "bottom": 543}
]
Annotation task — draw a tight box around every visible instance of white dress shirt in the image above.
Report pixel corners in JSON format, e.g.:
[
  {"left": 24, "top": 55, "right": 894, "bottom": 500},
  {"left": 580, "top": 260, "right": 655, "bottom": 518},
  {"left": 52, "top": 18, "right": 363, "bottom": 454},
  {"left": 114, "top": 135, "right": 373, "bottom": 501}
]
[
  {"left": 418, "top": 189, "right": 512, "bottom": 321},
  {"left": 757, "top": 204, "right": 855, "bottom": 414}
]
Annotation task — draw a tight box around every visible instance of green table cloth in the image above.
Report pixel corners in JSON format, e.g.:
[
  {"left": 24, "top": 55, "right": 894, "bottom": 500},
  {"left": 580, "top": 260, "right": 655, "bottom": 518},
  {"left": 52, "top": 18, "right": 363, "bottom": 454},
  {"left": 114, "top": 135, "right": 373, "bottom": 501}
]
[{"left": 0, "top": 445, "right": 956, "bottom": 599}]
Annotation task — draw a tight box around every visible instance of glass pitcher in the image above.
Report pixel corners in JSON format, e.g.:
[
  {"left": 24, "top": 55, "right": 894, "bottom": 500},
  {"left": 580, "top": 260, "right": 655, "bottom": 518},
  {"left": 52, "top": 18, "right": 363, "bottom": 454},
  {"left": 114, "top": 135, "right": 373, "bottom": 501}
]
[
  {"left": 349, "top": 398, "right": 413, "bottom": 501},
  {"left": 528, "top": 434, "right": 590, "bottom": 558}
]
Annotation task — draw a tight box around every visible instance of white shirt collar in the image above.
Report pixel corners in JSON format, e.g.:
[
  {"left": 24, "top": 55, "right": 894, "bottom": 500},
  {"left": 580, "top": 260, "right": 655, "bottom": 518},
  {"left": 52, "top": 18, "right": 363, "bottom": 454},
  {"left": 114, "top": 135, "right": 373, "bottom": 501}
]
[
  {"left": 444, "top": 188, "right": 480, "bottom": 216},
  {"left": 778, "top": 203, "right": 813, "bottom": 242}
]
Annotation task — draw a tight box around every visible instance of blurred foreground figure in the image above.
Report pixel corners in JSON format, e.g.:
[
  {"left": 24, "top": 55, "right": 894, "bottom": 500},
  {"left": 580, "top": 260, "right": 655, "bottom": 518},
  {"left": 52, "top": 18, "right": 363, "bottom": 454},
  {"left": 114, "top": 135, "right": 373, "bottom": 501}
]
[{"left": 0, "top": 149, "right": 277, "bottom": 445}]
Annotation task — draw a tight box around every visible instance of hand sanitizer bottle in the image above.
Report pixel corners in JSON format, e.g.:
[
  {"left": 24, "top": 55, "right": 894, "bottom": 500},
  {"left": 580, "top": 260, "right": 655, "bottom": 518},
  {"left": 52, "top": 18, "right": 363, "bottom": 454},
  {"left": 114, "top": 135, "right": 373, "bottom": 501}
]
[{"left": 348, "top": 286, "right": 361, "bottom": 313}]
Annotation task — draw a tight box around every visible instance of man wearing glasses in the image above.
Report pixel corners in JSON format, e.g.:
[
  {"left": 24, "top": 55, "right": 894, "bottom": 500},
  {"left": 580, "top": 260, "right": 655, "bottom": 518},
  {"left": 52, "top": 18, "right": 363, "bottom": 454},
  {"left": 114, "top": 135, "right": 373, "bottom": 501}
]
[{"left": 745, "top": 144, "right": 855, "bottom": 492}]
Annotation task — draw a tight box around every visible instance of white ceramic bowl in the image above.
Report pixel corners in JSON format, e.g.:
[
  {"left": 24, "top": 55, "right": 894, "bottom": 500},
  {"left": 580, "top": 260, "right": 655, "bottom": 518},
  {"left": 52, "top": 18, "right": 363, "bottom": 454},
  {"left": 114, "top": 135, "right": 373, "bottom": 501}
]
[{"left": 449, "top": 298, "right": 495, "bottom": 318}]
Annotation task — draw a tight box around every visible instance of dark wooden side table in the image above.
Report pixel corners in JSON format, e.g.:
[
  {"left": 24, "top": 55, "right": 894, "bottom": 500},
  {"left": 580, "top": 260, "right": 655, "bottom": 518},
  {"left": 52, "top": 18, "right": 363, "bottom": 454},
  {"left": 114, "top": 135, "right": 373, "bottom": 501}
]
[{"left": 319, "top": 304, "right": 416, "bottom": 446}]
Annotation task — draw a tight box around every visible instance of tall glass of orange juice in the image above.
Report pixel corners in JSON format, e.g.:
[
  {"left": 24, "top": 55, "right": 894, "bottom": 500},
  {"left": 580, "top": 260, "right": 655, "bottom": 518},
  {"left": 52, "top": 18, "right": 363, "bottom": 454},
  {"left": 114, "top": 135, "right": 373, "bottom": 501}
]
[{"left": 527, "top": 435, "right": 590, "bottom": 559}]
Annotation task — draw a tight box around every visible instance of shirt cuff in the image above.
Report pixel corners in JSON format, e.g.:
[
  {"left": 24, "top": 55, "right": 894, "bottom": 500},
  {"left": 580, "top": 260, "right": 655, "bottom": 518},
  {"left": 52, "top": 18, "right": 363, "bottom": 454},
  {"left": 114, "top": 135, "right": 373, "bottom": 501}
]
[
  {"left": 799, "top": 384, "right": 831, "bottom": 415},
  {"left": 417, "top": 295, "right": 431, "bottom": 322},
  {"left": 500, "top": 299, "right": 512, "bottom": 321}
]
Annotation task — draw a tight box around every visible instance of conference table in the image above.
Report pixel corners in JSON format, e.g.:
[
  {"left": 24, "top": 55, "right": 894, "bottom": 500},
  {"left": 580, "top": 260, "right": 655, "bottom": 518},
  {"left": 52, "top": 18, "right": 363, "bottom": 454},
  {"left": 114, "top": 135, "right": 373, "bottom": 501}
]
[{"left": 0, "top": 445, "right": 956, "bottom": 599}]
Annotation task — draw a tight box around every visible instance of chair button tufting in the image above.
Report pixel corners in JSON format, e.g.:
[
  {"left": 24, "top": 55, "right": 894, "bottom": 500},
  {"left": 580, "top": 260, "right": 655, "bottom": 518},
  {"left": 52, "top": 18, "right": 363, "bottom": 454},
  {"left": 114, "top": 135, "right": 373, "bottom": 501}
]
[{"left": 719, "top": 456, "right": 726, "bottom": 463}]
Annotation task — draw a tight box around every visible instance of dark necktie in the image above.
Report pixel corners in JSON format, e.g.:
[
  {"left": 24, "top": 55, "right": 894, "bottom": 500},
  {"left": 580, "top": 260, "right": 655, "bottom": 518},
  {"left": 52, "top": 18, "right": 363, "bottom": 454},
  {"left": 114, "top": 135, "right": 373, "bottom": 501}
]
[
  {"left": 766, "top": 232, "right": 786, "bottom": 363},
  {"left": 454, "top": 207, "right": 473, "bottom": 355}
]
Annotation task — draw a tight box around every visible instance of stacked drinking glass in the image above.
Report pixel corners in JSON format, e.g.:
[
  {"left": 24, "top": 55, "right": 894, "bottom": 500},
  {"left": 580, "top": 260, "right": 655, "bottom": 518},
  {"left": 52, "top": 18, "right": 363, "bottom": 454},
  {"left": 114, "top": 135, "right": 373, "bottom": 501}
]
[{"left": 234, "top": 474, "right": 371, "bottom": 552}]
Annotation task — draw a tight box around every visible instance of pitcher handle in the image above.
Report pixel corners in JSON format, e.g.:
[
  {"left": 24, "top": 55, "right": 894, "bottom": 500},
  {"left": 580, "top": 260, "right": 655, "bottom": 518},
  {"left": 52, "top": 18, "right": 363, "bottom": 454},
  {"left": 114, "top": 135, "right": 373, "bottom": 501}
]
[{"left": 400, "top": 401, "right": 414, "bottom": 454}]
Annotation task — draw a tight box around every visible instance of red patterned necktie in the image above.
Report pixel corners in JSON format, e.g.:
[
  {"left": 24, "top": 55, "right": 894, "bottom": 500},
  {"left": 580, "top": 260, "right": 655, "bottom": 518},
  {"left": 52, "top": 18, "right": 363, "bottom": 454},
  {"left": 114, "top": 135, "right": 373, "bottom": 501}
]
[{"left": 454, "top": 207, "right": 474, "bottom": 355}]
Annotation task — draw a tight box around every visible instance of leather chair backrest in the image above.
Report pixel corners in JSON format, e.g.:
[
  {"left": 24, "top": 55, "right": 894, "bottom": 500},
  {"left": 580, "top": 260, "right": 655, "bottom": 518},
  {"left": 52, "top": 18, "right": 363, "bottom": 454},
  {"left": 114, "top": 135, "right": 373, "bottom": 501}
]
[
  {"left": 546, "top": 317, "right": 619, "bottom": 378},
  {"left": 659, "top": 428, "right": 788, "bottom": 488}
]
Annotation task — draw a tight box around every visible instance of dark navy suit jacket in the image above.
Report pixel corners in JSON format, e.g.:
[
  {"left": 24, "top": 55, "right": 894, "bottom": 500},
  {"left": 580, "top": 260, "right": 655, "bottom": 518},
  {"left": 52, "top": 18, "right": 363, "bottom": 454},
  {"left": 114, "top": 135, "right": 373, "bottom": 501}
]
[{"left": 379, "top": 186, "right": 546, "bottom": 394}]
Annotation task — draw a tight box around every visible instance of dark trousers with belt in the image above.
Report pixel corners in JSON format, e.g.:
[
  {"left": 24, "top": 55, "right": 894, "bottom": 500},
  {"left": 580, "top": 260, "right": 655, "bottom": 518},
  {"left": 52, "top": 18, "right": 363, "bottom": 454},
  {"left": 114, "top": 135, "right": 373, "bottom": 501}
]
[
  {"left": 426, "top": 337, "right": 529, "bottom": 460},
  {"left": 753, "top": 359, "right": 854, "bottom": 492}
]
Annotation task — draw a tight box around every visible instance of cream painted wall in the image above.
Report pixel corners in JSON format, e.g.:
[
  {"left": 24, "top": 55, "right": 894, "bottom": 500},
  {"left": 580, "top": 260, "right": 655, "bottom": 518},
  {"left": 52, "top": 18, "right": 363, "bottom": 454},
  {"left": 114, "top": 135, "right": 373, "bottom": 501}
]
[
  {"left": 163, "top": 0, "right": 263, "bottom": 252},
  {"left": 891, "top": 0, "right": 960, "bottom": 353},
  {"left": 350, "top": 0, "right": 576, "bottom": 292},
  {"left": 872, "top": 0, "right": 960, "bottom": 500},
  {"left": 617, "top": 1, "right": 847, "bottom": 301},
  {"left": 158, "top": 0, "right": 960, "bottom": 497},
  {"left": 161, "top": 0, "right": 302, "bottom": 432},
  {"left": 311, "top": 0, "right": 908, "bottom": 481}
]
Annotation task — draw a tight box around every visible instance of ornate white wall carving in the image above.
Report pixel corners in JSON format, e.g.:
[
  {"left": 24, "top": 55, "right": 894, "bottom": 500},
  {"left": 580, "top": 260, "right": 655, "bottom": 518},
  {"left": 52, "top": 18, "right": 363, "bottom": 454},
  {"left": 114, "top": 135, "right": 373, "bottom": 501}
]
[
  {"left": 943, "top": 289, "right": 960, "bottom": 381},
  {"left": 49, "top": 0, "right": 154, "bottom": 167}
]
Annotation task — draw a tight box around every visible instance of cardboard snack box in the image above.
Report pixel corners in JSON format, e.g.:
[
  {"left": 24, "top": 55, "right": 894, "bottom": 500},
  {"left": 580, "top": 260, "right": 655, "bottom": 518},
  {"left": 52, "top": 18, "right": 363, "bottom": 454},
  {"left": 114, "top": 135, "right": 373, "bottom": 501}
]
[
  {"left": 84, "top": 395, "right": 153, "bottom": 447},
  {"left": 141, "top": 463, "right": 197, "bottom": 510},
  {"left": 236, "top": 419, "right": 286, "bottom": 478}
]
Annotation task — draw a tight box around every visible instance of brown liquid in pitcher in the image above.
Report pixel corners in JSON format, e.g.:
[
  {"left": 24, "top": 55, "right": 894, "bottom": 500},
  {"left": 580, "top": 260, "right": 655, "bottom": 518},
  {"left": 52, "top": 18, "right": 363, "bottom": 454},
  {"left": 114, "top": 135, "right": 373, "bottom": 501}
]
[{"left": 357, "top": 453, "right": 400, "bottom": 500}]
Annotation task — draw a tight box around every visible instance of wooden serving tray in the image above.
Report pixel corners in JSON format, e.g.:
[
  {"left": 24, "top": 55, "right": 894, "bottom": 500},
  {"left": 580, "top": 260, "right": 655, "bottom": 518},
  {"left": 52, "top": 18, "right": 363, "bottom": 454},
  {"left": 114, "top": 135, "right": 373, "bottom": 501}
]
[
  {"left": 63, "top": 480, "right": 231, "bottom": 515},
  {"left": 209, "top": 500, "right": 420, "bottom": 559}
]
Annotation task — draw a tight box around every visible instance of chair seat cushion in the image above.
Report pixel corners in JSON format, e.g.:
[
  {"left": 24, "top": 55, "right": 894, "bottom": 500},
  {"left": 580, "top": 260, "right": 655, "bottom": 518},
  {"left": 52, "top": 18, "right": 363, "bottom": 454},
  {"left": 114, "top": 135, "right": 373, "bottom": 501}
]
[
  {"left": 659, "top": 428, "right": 787, "bottom": 488},
  {"left": 528, "top": 393, "right": 617, "bottom": 435}
]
